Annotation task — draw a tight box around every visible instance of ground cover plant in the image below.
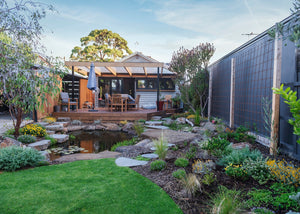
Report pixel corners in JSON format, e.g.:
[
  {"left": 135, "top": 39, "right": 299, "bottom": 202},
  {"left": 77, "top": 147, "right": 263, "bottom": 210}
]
[
  {"left": 110, "top": 137, "right": 137, "bottom": 151},
  {"left": 0, "top": 159, "right": 182, "bottom": 214}
]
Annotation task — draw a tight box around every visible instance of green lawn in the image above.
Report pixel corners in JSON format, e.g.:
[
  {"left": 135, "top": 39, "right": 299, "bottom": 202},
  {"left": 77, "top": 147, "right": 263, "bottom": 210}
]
[{"left": 0, "top": 158, "right": 182, "bottom": 214}]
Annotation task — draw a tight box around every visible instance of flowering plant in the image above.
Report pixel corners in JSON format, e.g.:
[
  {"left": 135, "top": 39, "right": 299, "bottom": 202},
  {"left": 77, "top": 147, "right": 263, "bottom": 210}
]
[
  {"left": 225, "top": 163, "right": 249, "bottom": 180},
  {"left": 20, "top": 124, "right": 46, "bottom": 137}
]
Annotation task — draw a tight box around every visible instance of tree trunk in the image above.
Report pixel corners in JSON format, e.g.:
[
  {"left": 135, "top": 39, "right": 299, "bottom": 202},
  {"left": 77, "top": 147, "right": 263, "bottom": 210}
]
[{"left": 14, "top": 108, "right": 23, "bottom": 138}]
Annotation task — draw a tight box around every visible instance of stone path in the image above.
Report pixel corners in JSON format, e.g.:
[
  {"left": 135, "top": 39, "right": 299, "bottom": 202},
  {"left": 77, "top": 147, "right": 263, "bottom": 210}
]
[
  {"left": 52, "top": 150, "right": 122, "bottom": 164},
  {"left": 142, "top": 129, "right": 197, "bottom": 145}
]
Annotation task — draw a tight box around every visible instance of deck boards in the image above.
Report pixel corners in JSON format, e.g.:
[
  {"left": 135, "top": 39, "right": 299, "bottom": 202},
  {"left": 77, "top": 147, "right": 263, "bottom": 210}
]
[{"left": 52, "top": 108, "right": 167, "bottom": 123}]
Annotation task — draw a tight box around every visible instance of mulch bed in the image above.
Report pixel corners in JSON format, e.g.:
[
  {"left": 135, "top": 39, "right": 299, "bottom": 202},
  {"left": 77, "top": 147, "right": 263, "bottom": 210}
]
[{"left": 132, "top": 141, "right": 300, "bottom": 214}]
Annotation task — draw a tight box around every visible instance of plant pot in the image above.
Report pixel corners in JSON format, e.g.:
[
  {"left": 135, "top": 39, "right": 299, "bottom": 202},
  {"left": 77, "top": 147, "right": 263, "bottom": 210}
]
[
  {"left": 156, "top": 101, "right": 164, "bottom": 111},
  {"left": 53, "top": 105, "right": 60, "bottom": 112}
]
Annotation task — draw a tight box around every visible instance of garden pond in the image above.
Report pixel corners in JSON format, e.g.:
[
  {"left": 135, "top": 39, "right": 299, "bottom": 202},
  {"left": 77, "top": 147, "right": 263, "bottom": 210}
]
[{"left": 48, "top": 130, "right": 132, "bottom": 160}]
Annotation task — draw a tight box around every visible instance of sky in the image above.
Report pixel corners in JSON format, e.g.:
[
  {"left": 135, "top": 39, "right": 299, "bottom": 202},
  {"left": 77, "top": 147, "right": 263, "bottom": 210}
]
[{"left": 38, "top": 0, "right": 293, "bottom": 63}]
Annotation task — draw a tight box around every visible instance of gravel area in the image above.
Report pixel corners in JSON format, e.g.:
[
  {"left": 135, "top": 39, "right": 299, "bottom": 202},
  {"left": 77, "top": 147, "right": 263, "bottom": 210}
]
[{"left": 0, "top": 113, "right": 33, "bottom": 135}]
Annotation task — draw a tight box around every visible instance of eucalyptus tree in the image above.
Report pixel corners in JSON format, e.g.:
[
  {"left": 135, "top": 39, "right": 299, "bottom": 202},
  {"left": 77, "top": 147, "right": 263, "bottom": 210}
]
[
  {"left": 169, "top": 43, "right": 215, "bottom": 116},
  {"left": 0, "top": 0, "right": 65, "bottom": 137},
  {"left": 70, "top": 29, "right": 132, "bottom": 62}
]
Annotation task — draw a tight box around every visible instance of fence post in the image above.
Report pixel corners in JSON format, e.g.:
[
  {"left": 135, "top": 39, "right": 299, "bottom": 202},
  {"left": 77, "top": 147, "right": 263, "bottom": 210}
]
[
  {"left": 270, "top": 32, "right": 282, "bottom": 155},
  {"left": 208, "top": 68, "right": 212, "bottom": 119},
  {"left": 230, "top": 58, "right": 236, "bottom": 129}
]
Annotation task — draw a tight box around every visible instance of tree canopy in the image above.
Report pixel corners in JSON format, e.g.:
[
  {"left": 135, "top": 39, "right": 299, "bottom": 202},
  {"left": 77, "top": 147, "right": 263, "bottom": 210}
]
[
  {"left": 0, "top": 0, "right": 64, "bottom": 137},
  {"left": 70, "top": 29, "right": 132, "bottom": 62}
]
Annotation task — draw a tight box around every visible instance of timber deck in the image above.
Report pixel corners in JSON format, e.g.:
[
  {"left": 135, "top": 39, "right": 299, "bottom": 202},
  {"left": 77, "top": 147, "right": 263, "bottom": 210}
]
[{"left": 52, "top": 108, "right": 173, "bottom": 123}]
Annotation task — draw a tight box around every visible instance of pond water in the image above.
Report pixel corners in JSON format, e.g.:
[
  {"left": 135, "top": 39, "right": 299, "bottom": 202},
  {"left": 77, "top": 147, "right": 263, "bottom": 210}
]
[{"left": 49, "top": 130, "right": 132, "bottom": 160}]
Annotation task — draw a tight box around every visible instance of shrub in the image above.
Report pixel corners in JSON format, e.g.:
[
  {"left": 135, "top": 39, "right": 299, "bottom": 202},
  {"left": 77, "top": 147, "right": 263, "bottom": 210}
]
[
  {"left": 180, "top": 173, "right": 201, "bottom": 198},
  {"left": 202, "top": 137, "right": 230, "bottom": 152},
  {"left": 192, "top": 159, "right": 213, "bottom": 174},
  {"left": 172, "top": 169, "right": 186, "bottom": 179},
  {"left": 266, "top": 159, "right": 300, "bottom": 187},
  {"left": 150, "top": 160, "right": 166, "bottom": 171},
  {"left": 201, "top": 172, "right": 216, "bottom": 186},
  {"left": 185, "top": 144, "right": 198, "bottom": 159},
  {"left": 3, "top": 128, "right": 16, "bottom": 137},
  {"left": 243, "top": 156, "right": 273, "bottom": 185},
  {"left": 224, "top": 163, "right": 249, "bottom": 181},
  {"left": 111, "top": 138, "right": 137, "bottom": 151},
  {"left": 17, "top": 135, "right": 36, "bottom": 144},
  {"left": 209, "top": 186, "right": 243, "bottom": 214},
  {"left": 154, "top": 134, "right": 168, "bottom": 160},
  {"left": 0, "top": 146, "right": 44, "bottom": 171},
  {"left": 20, "top": 124, "right": 46, "bottom": 137},
  {"left": 218, "top": 147, "right": 262, "bottom": 166},
  {"left": 174, "top": 158, "right": 189, "bottom": 167},
  {"left": 42, "top": 116, "right": 56, "bottom": 123}
]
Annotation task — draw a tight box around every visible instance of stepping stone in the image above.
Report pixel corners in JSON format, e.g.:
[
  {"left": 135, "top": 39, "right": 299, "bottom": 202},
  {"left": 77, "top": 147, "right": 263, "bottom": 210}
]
[
  {"left": 151, "top": 116, "right": 162, "bottom": 121},
  {"left": 45, "top": 124, "right": 64, "bottom": 132},
  {"left": 145, "top": 121, "right": 163, "bottom": 126},
  {"left": 28, "top": 140, "right": 51, "bottom": 151},
  {"left": 115, "top": 157, "right": 148, "bottom": 167},
  {"left": 141, "top": 153, "right": 158, "bottom": 159},
  {"left": 46, "top": 130, "right": 55, "bottom": 135},
  {"left": 36, "top": 122, "right": 49, "bottom": 127},
  {"left": 52, "top": 122, "right": 69, "bottom": 127},
  {"left": 57, "top": 117, "right": 71, "bottom": 122},
  {"left": 49, "top": 134, "right": 69, "bottom": 143},
  {"left": 145, "top": 125, "right": 169, "bottom": 130},
  {"left": 67, "top": 125, "right": 83, "bottom": 132}
]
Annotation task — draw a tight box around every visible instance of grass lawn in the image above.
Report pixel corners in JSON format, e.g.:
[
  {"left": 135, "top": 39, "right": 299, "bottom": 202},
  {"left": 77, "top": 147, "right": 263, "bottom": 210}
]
[{"left": 0, "top": 158, "right": 182, "bottom": 214}]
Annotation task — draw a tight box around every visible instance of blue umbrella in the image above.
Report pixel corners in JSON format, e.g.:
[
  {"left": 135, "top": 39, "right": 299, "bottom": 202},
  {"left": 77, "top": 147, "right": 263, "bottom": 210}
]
[{"left": 87, "top": 62, "right": 97, "bottom": 91}]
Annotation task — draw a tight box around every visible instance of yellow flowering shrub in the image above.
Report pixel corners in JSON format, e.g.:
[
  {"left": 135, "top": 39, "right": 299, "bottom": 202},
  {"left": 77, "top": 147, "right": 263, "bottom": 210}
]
[
  {"left": 42, "top": 116, "right": 57, "bottom": 124},
  {"left": 224, "top": 163, "right": 249, "bottom": 180},
  {"left": 20, "top": 124, "right": 46, "bottom": 137},
  {"left": 120, "top": 120, "right": 128, "bottom": 125},
  {"left": 187, "top": 115, "right": 195, "bottom": 119},
  {"left": 266, "top": 159, "right": 300, "bottom": 187}
]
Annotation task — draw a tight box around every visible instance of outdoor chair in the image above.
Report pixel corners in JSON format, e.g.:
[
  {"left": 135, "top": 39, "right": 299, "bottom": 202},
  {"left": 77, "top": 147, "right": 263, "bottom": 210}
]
[
  {"left": 105, "top": 93, "right": 112, "bottom": 110},
  {"left": 60, "top": 92, "right": 78, "bottom": 112},
  {"left": 111, "top": 94, "right": 125, "bottom": 112},
  {"left": 127, "top": 94, "right": 140, "bottom": 110},
  {"left": 163, "top": 95, "right": 172, "bottom": 110}
]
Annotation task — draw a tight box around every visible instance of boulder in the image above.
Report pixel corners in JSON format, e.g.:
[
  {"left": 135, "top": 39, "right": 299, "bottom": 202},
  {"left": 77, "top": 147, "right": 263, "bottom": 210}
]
[
  {"left": 176, "top": 117, "right": 186, "bottom": 125},
  {"left": 49, "top": 134, "right": 69, "bottom": 143},
  {"left": 28, "top": 140, "right": 50, "bottom": 151},
  {"left": 36, "top": 122, "right": 49, "bottom": 127},
  {"left": 121, "top": 122, "right": 134, "bottom": 132},
  {"left": 84, "top": 125, "right": 96, "bottom": 131},
  {"left": 45, "top": 124, "right": 64, "bottom": 132},
  {"left": 67, "top": 126, "right": 83, "bottom": 132},
  {"left": 162, "top": 118, "right": 173, "bottom": 125},
  {"left": 95, "top": 125, "right": 106, "bottom": 130},
  {"left": 145, "top": 121, "right": 163, "bottom": 126},
  {"left": 3, "top": 137, "right": 22, "bottom": 147},
  {"left": 102, "top": 123, "right": 121, "bottom": 131},
  {"left": 39, "top": 151, "right": 50, "bottom": 162},
  {"left": 231, "top": 142, "right": 252, "bottom": 150},
  {"left": 46, "top": 130, "right": 55, "bottom": 135},
  {"left": 134, "top": 139, "right": 153, "bottom": 148}
]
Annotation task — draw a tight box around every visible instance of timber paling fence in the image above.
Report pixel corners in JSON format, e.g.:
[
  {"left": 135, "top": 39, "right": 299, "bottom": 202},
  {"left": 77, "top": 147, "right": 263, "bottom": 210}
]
[{"left": 208, "top": 15, "right": 300, "bottom": 161}]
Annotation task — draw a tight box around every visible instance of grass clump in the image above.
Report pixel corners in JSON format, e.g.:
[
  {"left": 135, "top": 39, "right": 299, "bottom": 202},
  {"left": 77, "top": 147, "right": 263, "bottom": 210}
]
[
  {"left": 150, "top": 160, "right": 166, "bottom": 171},
  {"left": 154, "top": 134, "right": 168, "bottom": 159},
  {"left": 172, "top": 169, "right": 186, "bottom": 179},
  {"left": 17, "top": 135, "right": 36, "bottom": 144},
  {"left": 135, "top": 155, "right": 150, "bottom": 161},
  {"left": 174, "top": 158, "right": 189, "bottom": 167},
  {"left": 180, "top": 173, "right": 201, "bottom": 198},
  {"left": 0, "top": 146, "right": 44, "bottom": 171},
  {"left": 111, "top": 138, "right": 137, "bottom": 151},
  {"left": 209, "top": 186, "right": 243, "bottom": 214},
  {"left": 44, "top": 135, "right": 57, "bottom": 146},
  {"left": 133, "top": 122, "right": 144, "bottom": 137}
]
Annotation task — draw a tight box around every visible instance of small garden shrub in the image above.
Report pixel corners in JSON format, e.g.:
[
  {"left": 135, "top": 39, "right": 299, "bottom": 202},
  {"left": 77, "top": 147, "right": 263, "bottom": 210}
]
[
  {"left": 17, "top": 135, "right": 36, "bottom": 144},
  {"left": 192, "top": 159, "right": 213, "bottom": 174},
  {"left": 209, "top": 186, "right": 243, "bottom": 214},
  {"left": 243, "top": 156, "right": 273, "bottom": 185},
  {"left": 224, "top": 163, "right": 249, "bottom": 181},
  {"left": 150, "top": 160, "right": 166, "bottom": 171},
  {"left": 0, "top": 146, "right": 44, "bottom": 171},
  {"left": 266, "top": 159, "right": 300, "bottom": 187},
  {"left": 247, "top": 183, "right": 300, "bottom": 211},
  {"left": 111, "top": 138, "right": 137, "bottom": 151},
  {"left": 180, "top": 173, "right": 201, "bottom": 198},
  {"left": 185, "top": 144, "right": 198, "bottom": 159},
  {"left": 119, "top": 120, "right": 127, "bottom": 125},
  {"left": 174, "top": 158, "right": 189, "bottom": 167},
  {"left": 154, "top": 135, "right": 168, "bottom": 160},
  {"left": 202, "top": 137, "right": 230, "bottom": 152},
  {"left": 218, "top": 147, "right": 262, "bottom": 166},
  {"left": 4, "top": 128, "right": 16, "bottom": 137},
  {"left": 20, "top": 124, "right": 46, "bottom": 137},
  {"left": 172, "top": 169, "right": 186, "bottom": 179},
  {"left": 42, "top": 116, "right": 56, "bottom": 123},
  {"left": 201, "top": 172, "right": 216, "bottom": 186}
]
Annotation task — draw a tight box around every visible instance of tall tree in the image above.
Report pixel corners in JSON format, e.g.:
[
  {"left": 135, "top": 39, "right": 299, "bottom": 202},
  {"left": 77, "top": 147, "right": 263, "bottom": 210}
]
[
  {"left": 0, "top": 0, "right": 64, "bottom": 137},
  {"left": 70, "top": 29, "right": 132, "bottom": 62},
  {"left": 169, "top": 43, "right": 215, "bottom": 116}
]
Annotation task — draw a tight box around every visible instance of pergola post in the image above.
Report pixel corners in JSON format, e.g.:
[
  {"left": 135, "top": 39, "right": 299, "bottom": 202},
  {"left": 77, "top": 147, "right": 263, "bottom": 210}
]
[
  {"left": 230, "top": 58, "right": 236, "bottom": 129},
  {"left": 157, "top": 67, "right": 160, "bottom": 111},
  {"left": 72, "top": 66, "right": 75, "bottom": 100}
]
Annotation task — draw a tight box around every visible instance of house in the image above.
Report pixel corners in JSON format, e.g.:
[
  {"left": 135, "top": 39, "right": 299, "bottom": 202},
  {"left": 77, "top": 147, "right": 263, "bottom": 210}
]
[{"left": 64, "top": 52, "right": 178, "bottom": 109}]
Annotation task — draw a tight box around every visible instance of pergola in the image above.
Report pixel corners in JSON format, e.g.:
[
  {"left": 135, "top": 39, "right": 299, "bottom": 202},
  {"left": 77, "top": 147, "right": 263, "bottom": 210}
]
[{"left": 64, "top": 61, "right": 175, "bottom": 110}]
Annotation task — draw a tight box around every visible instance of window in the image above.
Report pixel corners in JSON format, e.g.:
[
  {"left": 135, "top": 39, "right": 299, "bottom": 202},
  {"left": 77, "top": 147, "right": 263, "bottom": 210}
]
[{"left": 136, "top": 78, "right": 175, "bottom": 90}]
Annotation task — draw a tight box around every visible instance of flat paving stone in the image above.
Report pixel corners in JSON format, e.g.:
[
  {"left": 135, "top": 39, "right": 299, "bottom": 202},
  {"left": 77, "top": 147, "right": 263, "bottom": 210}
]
[
  {"left": 46, "top": 124, "right": 64, "bottom": 131},
  {"left": 115, "top": 157, "right": 148, "bottom": 167},
  {"left": 57, "top": 117, "right": 71, "bottom": 122},
  {"left": 28, "top": 140, "right": 50, "bottom": 151},
  {"left": 49, "top": 134, "right": 69, "bottom": 143},
  {"left": 141, "top": 153, "right": 158, "bottom": 159},
  {"left": 142, "top": 129, "right": 197, "bottom": 145},
  {"left": 150, "top": 144, "right": 175, "bottom": 151},
  {"left": 36, "top": 122, "right": 49, "bottom": 126},
  {"left": 145, "top": 125, "right": 169, "bottom": 130},
  {"left": 145, "top": 121, "right": 163, "bottom": 126}
]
